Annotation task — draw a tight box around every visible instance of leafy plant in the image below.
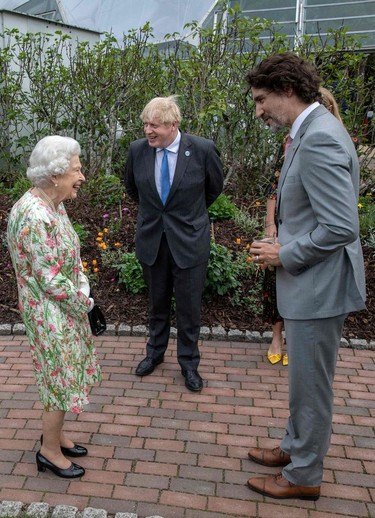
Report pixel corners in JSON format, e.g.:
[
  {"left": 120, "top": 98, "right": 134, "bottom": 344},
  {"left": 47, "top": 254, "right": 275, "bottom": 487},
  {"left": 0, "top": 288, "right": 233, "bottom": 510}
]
[
  {"left": 85, "top": 173, "right": 124, "bottom": 207},
  {"left": 358, "top": 194, "right": 375, "bottom": 237},
  {"left": 364, "top": 229, "right": 375, "bottom": 256},
  {"left": 115, "top": 251, "right": 146, "bottom": 294},
  {"left": 205, "top": 241, "right": 241, "bottom": 297},
  {"left": 234, "top": 208, "right": 260, "bottom": 235},
  {"left": 7, "top": 176, "right": 32, "bottom": 200},
  {"left": 72, "top": 221, "right": 89, "bottom": 245},
  {"left": 208, "top": 193, "right": 237, "bottom": 220}
]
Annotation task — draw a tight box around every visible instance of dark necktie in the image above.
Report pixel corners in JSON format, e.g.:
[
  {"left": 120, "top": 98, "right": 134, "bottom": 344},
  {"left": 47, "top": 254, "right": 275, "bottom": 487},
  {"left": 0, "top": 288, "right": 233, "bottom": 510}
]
[
  {"left": 160, "top": 149, "right": 170, "bottom": 205},
  {"left": 285, "top": 135, "right": 293, "bottom": 155}
]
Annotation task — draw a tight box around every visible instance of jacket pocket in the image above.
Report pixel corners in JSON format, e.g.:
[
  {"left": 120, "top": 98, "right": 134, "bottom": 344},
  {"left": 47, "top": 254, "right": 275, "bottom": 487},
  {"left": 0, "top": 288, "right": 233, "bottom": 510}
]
[{"left": 192, "top": 214, "right": 210, "bottom": 230}]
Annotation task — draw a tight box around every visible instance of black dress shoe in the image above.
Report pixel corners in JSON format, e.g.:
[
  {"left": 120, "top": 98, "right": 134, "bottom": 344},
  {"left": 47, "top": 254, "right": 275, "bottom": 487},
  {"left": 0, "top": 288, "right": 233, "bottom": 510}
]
[
  {"left": 40, "top": 435, "right": 88, "bottom": 457},
  {"left": 36, "top": 451, "right": 85, "bottom": 479},
  {"left": 135, "top": 355, "right": 164, "bottom": 376},
  {"left": 181, "top": 369, "right": 203, "bottom": 392}
]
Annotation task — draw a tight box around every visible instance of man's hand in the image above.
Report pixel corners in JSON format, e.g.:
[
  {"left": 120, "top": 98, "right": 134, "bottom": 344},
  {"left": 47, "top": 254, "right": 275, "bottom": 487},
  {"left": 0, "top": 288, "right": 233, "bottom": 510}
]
[{"left": 250, "top": 241, "right": 282, "bottom": 269}]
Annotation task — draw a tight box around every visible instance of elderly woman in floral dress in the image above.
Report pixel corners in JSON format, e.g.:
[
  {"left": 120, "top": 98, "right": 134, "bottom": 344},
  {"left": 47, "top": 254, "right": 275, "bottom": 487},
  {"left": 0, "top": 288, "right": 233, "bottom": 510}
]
[{"left": 7, "top": 135, "right": 102, "bottom": 479}]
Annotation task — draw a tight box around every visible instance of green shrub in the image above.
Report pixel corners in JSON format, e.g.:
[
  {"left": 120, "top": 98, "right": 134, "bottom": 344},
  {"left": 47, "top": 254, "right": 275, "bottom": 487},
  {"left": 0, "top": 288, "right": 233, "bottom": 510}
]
[
  {"left": 8, "top": 176, "right": 32, "bottom": 200},
  {"left": 364, "top": 229, "right": 375, "bottom": 256},
  {"left": 115, "top": 252, "right": 146, "bottom": 294},
  {"left": 208, "top": 194, "right": 237, "bottom": 221},
  {"left": 233, "top": 208, "right": 260, "bottom": 235},
  {"left": 72, "top": 222, "right": 89, "bottom": 245},
  {"left": 205, "top": 241, "right": 240, "bottom": 296},
  {"left": 358, "top": 195, "right": 375, "bottom": 237},
  {"left": 85, "top": 173, "right": 124, "bottom": 207}
]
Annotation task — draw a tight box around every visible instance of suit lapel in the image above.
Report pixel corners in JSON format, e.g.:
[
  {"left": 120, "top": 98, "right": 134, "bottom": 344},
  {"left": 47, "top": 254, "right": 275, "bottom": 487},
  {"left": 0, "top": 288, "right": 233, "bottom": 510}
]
[
  {"left": 168, "top": 132, "right": 191, "bottom": 200},
  {"left": 143, "top": 143, "right": 159, "bottom": 198},
  {"left": 277, "top": 105, "right": 327, "bottom": 212}
]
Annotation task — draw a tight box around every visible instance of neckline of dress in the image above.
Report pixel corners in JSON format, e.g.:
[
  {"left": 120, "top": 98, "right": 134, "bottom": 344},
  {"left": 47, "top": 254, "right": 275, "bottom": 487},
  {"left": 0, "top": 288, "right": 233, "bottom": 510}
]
[{"left": 33, "top": 187, "right": 58, "bottom": 213}]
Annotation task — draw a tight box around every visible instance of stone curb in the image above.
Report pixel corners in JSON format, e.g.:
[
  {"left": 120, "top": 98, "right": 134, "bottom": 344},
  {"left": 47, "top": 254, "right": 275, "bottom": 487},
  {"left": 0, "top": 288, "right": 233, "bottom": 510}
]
[
  {"left": 1, "top": 322, "right": 374, "bottom": 350},
  {"left": 0, "top": 501, "right": 164, "bottom": 518}
]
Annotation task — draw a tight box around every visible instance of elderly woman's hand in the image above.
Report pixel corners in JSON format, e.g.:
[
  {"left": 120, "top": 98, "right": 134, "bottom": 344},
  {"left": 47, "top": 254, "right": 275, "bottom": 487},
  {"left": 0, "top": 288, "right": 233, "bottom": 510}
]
[{"left": 87, "top": 297, "right": 95, "bottom": 312}]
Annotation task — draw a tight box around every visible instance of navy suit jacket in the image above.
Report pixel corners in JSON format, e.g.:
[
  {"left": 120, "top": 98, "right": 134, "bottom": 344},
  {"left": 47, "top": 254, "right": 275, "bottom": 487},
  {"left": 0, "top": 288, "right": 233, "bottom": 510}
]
[{"left": 124, "top": 132, "right": 224, "bottom": 268}]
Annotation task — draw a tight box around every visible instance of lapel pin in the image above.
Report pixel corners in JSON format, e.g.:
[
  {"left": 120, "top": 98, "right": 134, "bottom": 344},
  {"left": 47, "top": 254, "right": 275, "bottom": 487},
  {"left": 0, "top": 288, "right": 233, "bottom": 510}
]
[{"left": 185, "top": 150, "right": 190, "bottom": 156}]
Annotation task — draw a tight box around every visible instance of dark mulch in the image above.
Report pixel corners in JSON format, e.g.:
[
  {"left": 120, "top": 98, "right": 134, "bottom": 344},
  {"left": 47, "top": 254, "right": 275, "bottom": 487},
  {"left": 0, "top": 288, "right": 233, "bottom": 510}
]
[{"left": 0, "top": 191, "right": 373, "bottom": 341}]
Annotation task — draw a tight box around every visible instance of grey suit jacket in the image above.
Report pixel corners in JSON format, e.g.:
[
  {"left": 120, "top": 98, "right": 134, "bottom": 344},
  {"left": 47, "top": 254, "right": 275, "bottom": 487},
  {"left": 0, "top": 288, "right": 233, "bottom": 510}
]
[
  {"left": 276, "top": 105, "right": 366, "bottom": 319},
  {"left": 124, "top": 132, "right": 224, "bottom": 269}
]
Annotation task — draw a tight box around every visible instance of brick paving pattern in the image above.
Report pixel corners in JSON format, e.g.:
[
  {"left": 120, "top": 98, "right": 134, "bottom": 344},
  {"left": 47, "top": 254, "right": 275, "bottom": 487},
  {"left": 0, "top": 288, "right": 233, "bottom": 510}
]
[{"left": 0, "top": 334, "right": 374, "bottom": 518}]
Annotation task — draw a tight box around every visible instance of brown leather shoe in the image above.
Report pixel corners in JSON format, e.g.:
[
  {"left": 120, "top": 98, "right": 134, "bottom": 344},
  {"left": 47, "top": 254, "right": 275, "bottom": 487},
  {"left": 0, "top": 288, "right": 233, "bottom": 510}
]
[
  {"left": 248, "top": 446, "right": 291, "bottom": 467},
  {"left": 247, "top": 472, "right": 320, "bottom": 501}
]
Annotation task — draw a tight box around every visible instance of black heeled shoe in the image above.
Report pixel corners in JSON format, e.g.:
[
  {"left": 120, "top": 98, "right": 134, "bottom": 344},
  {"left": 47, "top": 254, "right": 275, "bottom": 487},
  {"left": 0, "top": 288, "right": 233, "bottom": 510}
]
[
  {"left": 40, "top": 434, "right": 88, "bottom": 457},
  {"left": 36, "top": 451, "right": 85, "bottom": 478}
]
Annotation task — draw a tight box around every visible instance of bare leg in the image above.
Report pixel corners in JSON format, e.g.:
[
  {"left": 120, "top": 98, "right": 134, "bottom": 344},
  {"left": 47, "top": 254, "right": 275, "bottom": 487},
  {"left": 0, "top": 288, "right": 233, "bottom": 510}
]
[
  {"left": 40, "top": 410, "right": 71, "bottom": 469},
  {"left": 268, "top": 320, "right": 283, "bottom": 356}
]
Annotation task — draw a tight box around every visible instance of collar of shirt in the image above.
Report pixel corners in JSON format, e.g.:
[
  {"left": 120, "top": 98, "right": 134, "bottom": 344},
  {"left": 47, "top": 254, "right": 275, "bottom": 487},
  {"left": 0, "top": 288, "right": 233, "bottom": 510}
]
[
  {"left": 289, "top": 101, "right": 320, "bottom": 139},
  {"left": 157, "top": 130, "right": 181, "bottom": 154}
]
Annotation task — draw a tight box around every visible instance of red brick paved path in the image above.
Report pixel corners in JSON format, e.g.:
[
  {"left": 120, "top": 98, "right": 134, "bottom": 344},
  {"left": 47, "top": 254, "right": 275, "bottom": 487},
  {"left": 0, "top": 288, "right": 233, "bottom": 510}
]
[{"left": 1, "top": 334, "right": 375, "bottom": 518}]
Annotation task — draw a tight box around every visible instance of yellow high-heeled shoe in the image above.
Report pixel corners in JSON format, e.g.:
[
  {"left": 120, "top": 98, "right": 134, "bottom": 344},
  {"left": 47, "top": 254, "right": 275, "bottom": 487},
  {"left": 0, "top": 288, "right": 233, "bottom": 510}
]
[
  {"left": 282, "top": 354, "right": 288, "bottom": 366},
  {"left": 267, "top": 351, "right": 282, "bottom": 364}
]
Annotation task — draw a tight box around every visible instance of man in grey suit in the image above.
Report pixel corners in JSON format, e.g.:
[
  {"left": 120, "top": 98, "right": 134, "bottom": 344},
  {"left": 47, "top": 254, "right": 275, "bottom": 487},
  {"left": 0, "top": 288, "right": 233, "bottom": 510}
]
[
  {"left": 246, "top": 53, "right": 366, "bottom": 500},
  {"left": 124, "top": 95, "right": 223, "bottom": 392}
]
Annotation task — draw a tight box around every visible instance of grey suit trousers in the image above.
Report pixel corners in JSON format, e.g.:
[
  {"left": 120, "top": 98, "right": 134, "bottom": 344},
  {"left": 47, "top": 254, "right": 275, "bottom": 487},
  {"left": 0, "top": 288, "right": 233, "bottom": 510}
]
[{"left": 280, "top": 314, "right": 347, "bottom": 487}]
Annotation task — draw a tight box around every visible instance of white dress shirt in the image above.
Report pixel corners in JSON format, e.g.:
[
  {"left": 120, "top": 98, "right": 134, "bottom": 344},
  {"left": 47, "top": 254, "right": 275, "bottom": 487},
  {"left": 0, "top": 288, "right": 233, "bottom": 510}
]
[{"left": 155, "top": 131, "right": 181, "bottom": 198}]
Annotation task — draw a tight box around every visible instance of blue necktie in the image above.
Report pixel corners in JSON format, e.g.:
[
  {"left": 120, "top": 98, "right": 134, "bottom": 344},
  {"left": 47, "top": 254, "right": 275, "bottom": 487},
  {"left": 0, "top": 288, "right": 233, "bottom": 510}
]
[{"left": 160, "top": 149, "right": 170, "bottom": 204}]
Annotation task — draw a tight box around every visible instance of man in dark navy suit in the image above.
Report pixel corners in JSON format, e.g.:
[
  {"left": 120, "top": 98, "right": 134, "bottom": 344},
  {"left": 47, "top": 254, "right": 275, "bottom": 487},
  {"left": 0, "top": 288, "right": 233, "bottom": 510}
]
[{"left": 124, "top": 95, "right": 223, "bottom": 391}]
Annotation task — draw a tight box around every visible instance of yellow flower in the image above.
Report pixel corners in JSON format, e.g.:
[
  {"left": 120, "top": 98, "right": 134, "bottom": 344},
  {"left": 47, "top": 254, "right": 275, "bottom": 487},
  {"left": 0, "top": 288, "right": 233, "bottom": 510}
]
[
  {"left": 114, "top": 242, "right": 121, "bottom": 247},
  {"left": 103, "top": 228, "right": 109, "bottom": 233},
  {"left": 236, "top": 238, "right": 241, "bottom": 244},
  {"left": 358, "top": 203, "right": 363, "bottom": 209},
  {"left": 255, "top": 201, "right": 261, "bottom": 206},
  {"left": 96, "top": 237, "right": 103, "bottom": 242},
  {"left": 92, "top": 259, "right": 98, "bottom": 266},
  {"left": 100, "top": 243, "right": 107, "bottom": 250},
  {"left": 246, "top": 244, "right": 250, "bottom": 249},
  {"left": 82, "top": 261, "right": 88, "bottom": 267},
  {"left": 366, "top": 192, "right": 372, "bottom": 197},
  {"left": 246, "top": 256, "right": 252, "bottom": 262},
  {"left": 97, "top": 232, "right": 104, "bottom": 237}
]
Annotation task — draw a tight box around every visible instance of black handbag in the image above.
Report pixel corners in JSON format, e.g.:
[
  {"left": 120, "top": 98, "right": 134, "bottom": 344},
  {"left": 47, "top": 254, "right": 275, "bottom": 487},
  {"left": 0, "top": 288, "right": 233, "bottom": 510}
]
[{"left": 88, "top": 293, "right": 106, "bottom": 336}]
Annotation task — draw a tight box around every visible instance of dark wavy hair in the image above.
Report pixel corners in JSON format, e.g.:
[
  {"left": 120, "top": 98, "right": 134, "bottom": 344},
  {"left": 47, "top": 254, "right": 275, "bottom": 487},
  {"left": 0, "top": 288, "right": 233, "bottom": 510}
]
[{"left": 246, "top": 53, "right": 322, "bottom": 104}]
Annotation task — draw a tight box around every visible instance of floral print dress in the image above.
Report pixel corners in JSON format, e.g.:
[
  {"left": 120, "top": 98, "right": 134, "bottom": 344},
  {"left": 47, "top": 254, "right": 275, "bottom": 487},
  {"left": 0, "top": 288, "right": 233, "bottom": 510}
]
[{"left": 7, "top": 189, "right": 102, "bottom": 413}]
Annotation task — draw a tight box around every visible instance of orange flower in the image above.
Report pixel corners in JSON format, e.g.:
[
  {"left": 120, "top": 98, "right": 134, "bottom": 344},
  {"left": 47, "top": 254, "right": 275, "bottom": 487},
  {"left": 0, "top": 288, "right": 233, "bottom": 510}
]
[
  {"left": 97, "top": 232, "right": 104, "bottom": 237},
  {"left": 93, "top": 267, "right": 99, "bottom": 273},
  {"left": 92, "top": 259, "right": 98, "bottom": 266},
  {"left": 114, "top": 242, "right": 121, "bottom": 247},
  {"left": 103, "top": 228, "right": 108, "bottom": 233},
  {"left": 96, "top": 237, "right": 103, "bottom": 242},
  {"left": 246, "top": 256, "right": 252, "bottom": 262},
  {"left": 236, "top": 238, "right": 241, "bottom": 244},
  {"left": 83, "top": 267, "right": 88, "bottom": 272},
  {"left": 255, "top": 201, "right": 261, "bottom": 206},
  {"left": 82, "top": 261, "right": 88, "bottom": 267}
]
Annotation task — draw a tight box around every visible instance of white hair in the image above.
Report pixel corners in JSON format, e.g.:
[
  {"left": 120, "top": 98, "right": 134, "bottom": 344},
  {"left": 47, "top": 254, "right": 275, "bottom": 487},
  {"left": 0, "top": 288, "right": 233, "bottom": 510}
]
[{"left": 26, "top": 135, "right": 81, "bottom": 187}]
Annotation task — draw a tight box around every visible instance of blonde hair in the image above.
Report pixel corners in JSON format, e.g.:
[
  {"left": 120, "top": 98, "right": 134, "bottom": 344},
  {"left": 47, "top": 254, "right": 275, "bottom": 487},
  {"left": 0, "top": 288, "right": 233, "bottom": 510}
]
[
  {"left": 141, "top": 95, "right": 182, "bottom": 126},
  {"left": 319, "top": 86, "right": 342, "bottom": 123}
]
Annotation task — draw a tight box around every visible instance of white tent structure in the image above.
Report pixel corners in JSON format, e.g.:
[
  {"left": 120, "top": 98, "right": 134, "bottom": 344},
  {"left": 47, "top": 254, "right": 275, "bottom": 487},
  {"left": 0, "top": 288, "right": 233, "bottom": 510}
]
[{"left": 0, "top": 0, "right": 219, "bottom": 42}]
